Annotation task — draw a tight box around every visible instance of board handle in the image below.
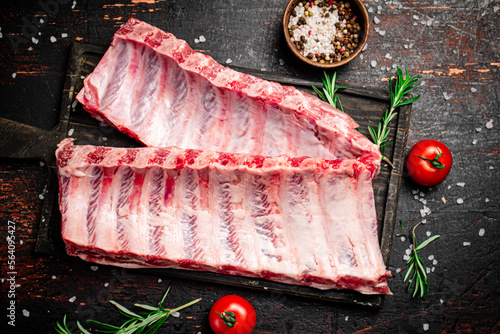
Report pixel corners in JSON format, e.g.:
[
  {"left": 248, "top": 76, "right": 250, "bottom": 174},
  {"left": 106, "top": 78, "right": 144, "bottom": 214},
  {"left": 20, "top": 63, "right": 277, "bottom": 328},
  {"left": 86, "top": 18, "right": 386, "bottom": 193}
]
[{"left": 0, "top": 117, "right": 67, "bottom": 163}]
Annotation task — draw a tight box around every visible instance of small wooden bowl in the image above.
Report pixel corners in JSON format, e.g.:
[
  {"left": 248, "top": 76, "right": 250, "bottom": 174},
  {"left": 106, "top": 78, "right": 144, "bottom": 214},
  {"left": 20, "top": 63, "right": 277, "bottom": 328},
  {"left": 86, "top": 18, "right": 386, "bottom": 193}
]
[{"left": 283, "top": 0, "right": 370, "bottom": 69}]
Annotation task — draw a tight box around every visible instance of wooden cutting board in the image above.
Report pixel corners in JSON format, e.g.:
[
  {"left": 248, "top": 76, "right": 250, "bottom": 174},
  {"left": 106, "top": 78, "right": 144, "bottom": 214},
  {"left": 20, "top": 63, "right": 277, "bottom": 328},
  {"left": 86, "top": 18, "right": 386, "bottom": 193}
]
[{"left": 0, "top": 42, "right": 411, "bottom": 307}]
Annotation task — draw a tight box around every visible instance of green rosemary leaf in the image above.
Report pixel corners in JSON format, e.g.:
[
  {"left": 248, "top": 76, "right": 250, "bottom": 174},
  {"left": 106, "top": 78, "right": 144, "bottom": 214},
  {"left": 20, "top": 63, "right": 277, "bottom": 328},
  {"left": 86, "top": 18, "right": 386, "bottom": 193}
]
[
  {"left": 77, "top": 321, "right": 93, "bottom": 334},
  {"left": 416, "top": 234, "right": 441, "bottom": 251},
  {"left": 134, "top": 303, "right": 159, "bottom": 311},
  {"left": 403, "top": 261, "right": 415, "bottom": 282},
  {"left": 110, "top": 300, "right": 144, "bottom": 320}
]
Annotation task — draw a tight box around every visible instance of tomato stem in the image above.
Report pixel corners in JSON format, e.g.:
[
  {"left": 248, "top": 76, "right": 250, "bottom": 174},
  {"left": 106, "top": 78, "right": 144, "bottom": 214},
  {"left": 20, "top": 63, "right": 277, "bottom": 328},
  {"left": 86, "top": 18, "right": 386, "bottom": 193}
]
[
  {"left": 217, "top": 310, "right": 236, "bottom": 328},
  {"left": 417, "top": 152, "right": 445, "bottom": 169}
]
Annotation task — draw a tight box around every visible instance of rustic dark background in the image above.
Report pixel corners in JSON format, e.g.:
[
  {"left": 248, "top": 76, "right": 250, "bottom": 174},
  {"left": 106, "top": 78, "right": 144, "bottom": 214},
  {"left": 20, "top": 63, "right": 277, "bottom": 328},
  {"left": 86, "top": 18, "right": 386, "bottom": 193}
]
[{"left": 1, "top": 0, "right": 499, "bottom": 333}]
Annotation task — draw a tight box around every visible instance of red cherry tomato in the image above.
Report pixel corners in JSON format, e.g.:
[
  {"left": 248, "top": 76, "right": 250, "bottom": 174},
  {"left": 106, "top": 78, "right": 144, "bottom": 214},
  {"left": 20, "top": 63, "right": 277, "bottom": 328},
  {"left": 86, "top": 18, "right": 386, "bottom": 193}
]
[
  {"left": 406, "top": 139, "right": 453, "bottom": 186},
  {"left": 209, "top": 295, "right": 256, "bottom": 334}
]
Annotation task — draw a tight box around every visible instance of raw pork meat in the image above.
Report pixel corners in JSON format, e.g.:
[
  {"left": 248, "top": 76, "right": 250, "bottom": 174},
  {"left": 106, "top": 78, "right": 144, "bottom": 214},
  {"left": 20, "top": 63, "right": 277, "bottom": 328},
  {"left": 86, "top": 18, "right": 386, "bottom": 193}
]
[
  {"left": 56, "top": 139, "right": 390, "bottom": 294},
  {"left": 76, "top": 18, "right": 381, "bottom": 167}
]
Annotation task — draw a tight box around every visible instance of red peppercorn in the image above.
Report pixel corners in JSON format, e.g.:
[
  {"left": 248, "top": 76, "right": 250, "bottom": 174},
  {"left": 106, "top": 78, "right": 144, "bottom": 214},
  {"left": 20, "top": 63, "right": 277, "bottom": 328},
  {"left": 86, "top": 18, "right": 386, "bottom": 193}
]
[
  {"left": 308, "top": 30, "right": 312, "bottom": 35},
  {"left": 315, "top": 53, "right": 319, "bottom": 57},
  {"left": 310, "top": 1, "right": 314, "bottom": 6},
  {"left": 347, "top": 8, "right": 351, "bottom": 12},
  {"left": 339, "top": 48, "right": 345, "bottom": 53},
  {"left": 353, "top": 15, "right": 357, "bottom": 19}
]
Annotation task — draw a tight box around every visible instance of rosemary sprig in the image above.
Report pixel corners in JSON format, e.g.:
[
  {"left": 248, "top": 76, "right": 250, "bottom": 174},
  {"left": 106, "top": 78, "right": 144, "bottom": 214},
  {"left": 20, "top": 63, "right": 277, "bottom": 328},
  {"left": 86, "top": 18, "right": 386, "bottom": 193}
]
[
  {"left": 368, "top": 67, "right": 421, "bottom": 165},
  {"left": 312, "top": 71, "right": 346, "bottom": 112},
  {"left": 403, "top": 221, "right": 440, "bottom": 299},
  {"left": 55, "top": 287, "right": 201, "bottom": 334}
]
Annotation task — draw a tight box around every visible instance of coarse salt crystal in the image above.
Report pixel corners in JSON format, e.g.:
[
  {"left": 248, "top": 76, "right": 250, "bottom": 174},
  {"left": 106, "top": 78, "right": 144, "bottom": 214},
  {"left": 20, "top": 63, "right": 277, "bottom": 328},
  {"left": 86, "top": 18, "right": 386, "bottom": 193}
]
[
  {"left": 443, "top": 92, "right": 452, "bottom": 100},
  {"left": 479, "top": 228, "right": 485, "bottom": 236},
  {"left": 426, "top": 267, "right": 431, "bottom": 274},
  {"left": 440, "top": 299, "right": 444, "bottom": 304},
  {"left": 463, "top": 241, "right": 471, "bottom": 246},
  {"left": 472, "top": 139, "right": 477, "bottom": 145},
  {"left": 428, "top": 255, "right": 435, "bottom": 260},
  {"left": 485, "top": 120, "right": 493, "bottom": 129},
  {"left": 61, "top": 33, "right": 68, "bottom": 38},
  {"left": 426, "top": 231, "right": 432, "bottom": 236},
  {"left": 72, "top": 0, "right": 77, "bottom": 9},
  {"left": 171, "top": 311, "right": 180, "bottom": 318},
  {"left": 403, "top": 254, "right": 410, "bottom": 261},
  {"left": 423, "top": 323, "right": 429, "bottom": 331},
  {"left": 475, "top": 127, "right": 482, "bottom": 132},
  {"left": 226, "top": 58, "right": 232, "bottom": 64},
  {"left": 158, "top": 278, "right": 163, "bottom": 283},
  {"left": 69, "top": 296, "right": 77, "bottom": 302},
  {"left": 39, "top": 194, "right": 44, "bottom": 200},
  {"left": 23, "top": 309, "right": 30, "bottom": 317},
  {"left": 52, "top": 275, "right": 57, "bottom": 279},
  {"left": 194, "top": 38, "right": 199, "bottom": 43},
  {"left": 378, "top": 30, "right": 386, "bottom": 36},
  {"left": 199, "top": 35, "right": 206, "bottom": 42},
  {"left": 32, "top": 37, "right": 39, "bottom": 44},
  {"left": 471, "top": 87, "right": 477, "bottom": 93},
  {"left": 90, "top": 265, "right": 98, "bottom": 271},
  {"left": 12, "top": 73, "right": 17, "bottom": 79},
  {"left": 433, "top": 259, "right": 438, "bottom": 265},
  {"left": 373, "top": 16, "right": 380, "bottom": 24},
  {"left": 68, "top": 128, "right": 74, "bottom": 136},
  {"left": 485, "top": 198, "right": 490, "bottom": 202},
  {"left": 50, "top": 36, "right": 57, "bottom": 43},
  {"left": 279, "top": 59, "right": 285, "bottom": 66},
  {"left": 456, "top": 182, "right": 465, "bottom": 187},
  {"left": 456, "top": 198, "right": 464, "bottom": 204},
  {"left": 370, "top": 60, "right": 377, "bottom": 68},
  {"left": 400, "top": 236, "right": 406, "bottom": 242},
  {"left": 420, "top": 209, "right": 426, "bottom": 217}
]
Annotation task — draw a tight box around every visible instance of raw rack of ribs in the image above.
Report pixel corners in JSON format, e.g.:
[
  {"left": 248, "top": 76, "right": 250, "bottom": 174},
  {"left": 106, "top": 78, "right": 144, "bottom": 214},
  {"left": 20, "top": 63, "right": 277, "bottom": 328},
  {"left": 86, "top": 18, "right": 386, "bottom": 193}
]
[{"left": 60, "top": 18, "right": 390, "bottom": 295}]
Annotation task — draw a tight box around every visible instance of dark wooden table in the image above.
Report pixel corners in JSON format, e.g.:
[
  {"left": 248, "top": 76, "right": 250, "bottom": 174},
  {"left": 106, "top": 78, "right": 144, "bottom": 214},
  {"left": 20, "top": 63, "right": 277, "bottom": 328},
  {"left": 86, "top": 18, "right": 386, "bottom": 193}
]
[{"left": 1, "top": 1, "right": 498, "bottom": 333}]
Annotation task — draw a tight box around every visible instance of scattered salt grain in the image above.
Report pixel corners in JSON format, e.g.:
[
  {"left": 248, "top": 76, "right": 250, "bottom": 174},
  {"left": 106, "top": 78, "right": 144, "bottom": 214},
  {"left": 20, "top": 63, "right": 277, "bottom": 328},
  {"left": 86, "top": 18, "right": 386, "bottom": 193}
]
[
  {"left": 443, "top": 92, "right": 452, "bottom": 100},
  {"left": 69, "top": 296, "right": 77, "bottom": 303},
  {"left": 23, "top": 309, "right": 30, "bottom": 317},
  {"left": 475, "top": 127, "right": 482, "bottom": 132},
  {"left": 199, "top": 35, "right": 206, "bottom": 43},
  {"left": 104, "top": 282, "right": 109, "bottom": 287},
  {"left": 471, "top": 87, "right": 477, "bottom": 93},
  {"left": 20, "top": 240, "right": 23, "bottom": 245},
  {"left": 52, "top": 275, "right": 57, "bottom": 279},
  {"left": 90, "top": 265, "right": 99, "bottom": 271},
  {"left": 171, "top": 311, "right": 180, "bottom": 318},
  {"left": 68, "top": 128, "right": 74, "bottom": 136},
  {"left": 40, "top": 161, "right": 45, "bottom": 167},
  {"left": 384, "top": 53, "right": 391, "bottom": 59},
  {"left": 39, "top": 194, "right": 45, "bottom": 200},
  {"left": 426, "top": 267, "right": 431, "bottom": 274},
  {"left": 32, "top": 37, "right": 39, "bottom": 44},
  {"left": 158, "top": 278, "right": 162, "bottom": 283},
  {"left": 463, "top": 241, "right": 471, "bottom": 246},
  {"left": 426, "top": 231, "right": 432, "bottom": 237},
  {"left": 420, "top": 192, "right": 425, "bottom": 197},
  {"left": 400, "top": 235, "right": 406, "bottom": 242},
  {"left": 72, "top": 0, "right": 77, "bottom": 9},
  {"left": 456, "top": 198, "right": 464, "bottom": 204},
  {"left": 414, "top": 195, "right": 419, "bottom": 200},
  {"left": 403, "top": 254, "right": 410, "bottom": 261},
  {"left": 50, "top": 36, "right": 57, "bottom": 43},
  {"left": 485, "top": 198, "right": 490, "bottom": 202},
  {"left": 405, "top": 248, "right": 412, "bottom": 256},
  {"left": 194, "top": 38, "right": 199, "bottom": 43},
  {"left": 12, "top": 73, "right": 17, "bottom": 79},
  {"left": 426, "top": 19, "right": 434, "bottom": 26},
  {"left": 423, "top": 323, "right": 429, "bottom": 331},
  {"left": 279, "top": 58, "right": 285, "bottom": 66},
  {"left": 440, "top": 299, "right": 444, "bottom": 304},
  {"left": 456, "top": 182, "right": 465, "bottom": 187},
  {"left": 432, "top": 259, "right": 438, "bottom": 265},
  {"left": 61, "top": 33, "right": 68, "bottom": 38},
  {"left": 373, "top": 16, "right": 380, "bottom": 24},
  {"left": 226, "top": 58, "right": 233, "bottom": 64},
  {"left": 420, "top": 209, "right": 426, "bottom": 217},
  {"left": 428, "top": 255, "right": 435, "bottom": 260},
  {"left": 479, "top": 228, "right": 485, "bottom": 237},
  {"left": 378, "top": 30, "right": 386, "bottom": 36},
  {"left": 370, "top": 60, "right": 377, "bottom": 68},
  {"left": 472, "top": 139, "right": 477, "bottom": 145},
  {"left": 412, "top": 189, "right": 419, "bottom": 195},
  {"left": 345, "top": 316, "right": 349, "bottom": 321},
  {"left": 485, "top": 120, "right": 493, "bottom": 129},
  {"left": 413, "top": 15, "right": 419, "bottom": 20}
]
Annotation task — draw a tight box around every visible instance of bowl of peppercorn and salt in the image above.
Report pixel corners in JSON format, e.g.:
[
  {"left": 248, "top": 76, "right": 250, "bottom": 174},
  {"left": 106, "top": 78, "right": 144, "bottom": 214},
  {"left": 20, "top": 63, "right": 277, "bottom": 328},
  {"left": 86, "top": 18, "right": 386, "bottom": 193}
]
[{"left": 283, "top": 0, "right": 369, "bottom": 68}]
